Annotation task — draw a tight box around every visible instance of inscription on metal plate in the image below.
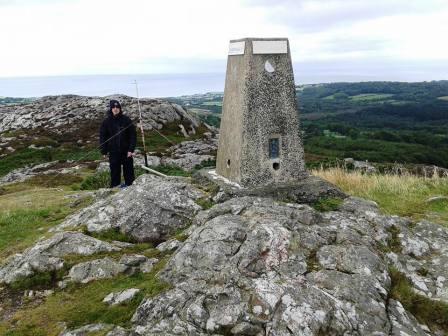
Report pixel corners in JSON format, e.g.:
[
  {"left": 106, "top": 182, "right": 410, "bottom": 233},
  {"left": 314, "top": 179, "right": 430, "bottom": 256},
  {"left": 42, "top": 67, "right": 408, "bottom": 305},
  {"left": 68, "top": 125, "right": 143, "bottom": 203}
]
[
  {"left": 253, "top": 40, "right": 287, "bottom": 54},
  {"left": 228, "top": 41, "right": 245, "bottom": 55}
]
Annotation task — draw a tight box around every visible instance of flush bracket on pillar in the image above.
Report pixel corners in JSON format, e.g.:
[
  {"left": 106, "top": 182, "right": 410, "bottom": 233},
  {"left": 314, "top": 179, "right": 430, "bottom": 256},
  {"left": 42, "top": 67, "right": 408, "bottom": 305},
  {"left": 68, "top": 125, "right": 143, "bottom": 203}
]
[{"left": 269, "top": 136, "right": 281, "bottom": 171}]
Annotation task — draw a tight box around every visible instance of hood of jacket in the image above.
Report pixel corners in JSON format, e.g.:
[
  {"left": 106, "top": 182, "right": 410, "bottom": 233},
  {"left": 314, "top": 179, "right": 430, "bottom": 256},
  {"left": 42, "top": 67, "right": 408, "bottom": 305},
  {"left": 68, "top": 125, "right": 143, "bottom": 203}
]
[{"left": 108, "top": 99, "right": 123, "bottom": 118}]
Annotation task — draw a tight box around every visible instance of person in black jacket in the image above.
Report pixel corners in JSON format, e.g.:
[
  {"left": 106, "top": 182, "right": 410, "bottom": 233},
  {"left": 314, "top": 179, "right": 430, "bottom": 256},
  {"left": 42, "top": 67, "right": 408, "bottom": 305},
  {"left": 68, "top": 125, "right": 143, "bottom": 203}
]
[{"left": 99, "top": 99, "right": 137, "bottom": 188}]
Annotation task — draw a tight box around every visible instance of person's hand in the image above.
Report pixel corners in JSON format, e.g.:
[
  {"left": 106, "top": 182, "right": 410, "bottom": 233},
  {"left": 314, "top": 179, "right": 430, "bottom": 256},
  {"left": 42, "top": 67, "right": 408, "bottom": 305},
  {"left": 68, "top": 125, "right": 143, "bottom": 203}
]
[{"left": 127, "top": 152, "right": 134, "bottom": 158}]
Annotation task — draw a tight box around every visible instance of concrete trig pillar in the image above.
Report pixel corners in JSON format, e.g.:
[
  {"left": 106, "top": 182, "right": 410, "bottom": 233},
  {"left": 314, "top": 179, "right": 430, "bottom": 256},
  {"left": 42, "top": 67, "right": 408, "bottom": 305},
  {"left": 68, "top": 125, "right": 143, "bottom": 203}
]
[{"left": 216, "top": 37, "right": 306, "bottom": 188}]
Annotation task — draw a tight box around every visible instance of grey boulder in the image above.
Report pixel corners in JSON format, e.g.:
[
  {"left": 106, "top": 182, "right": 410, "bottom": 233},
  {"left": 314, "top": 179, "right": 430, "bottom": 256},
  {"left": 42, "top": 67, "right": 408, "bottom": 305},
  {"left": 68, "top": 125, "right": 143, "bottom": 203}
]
[
  {"left": 156, "top": 239, "right": 182, "bottom": 252},
  {"left": 103, "top": 288, "right": 141, "bottom": 306},
  {"left": 67, "top": 255, "right": 158, "bottom": 284},
  {"left": 67, "top": 257, "right": 128, "bottom": 284},
  {"left": 56, "top": 174, "right": 204, "bottom": 242}
]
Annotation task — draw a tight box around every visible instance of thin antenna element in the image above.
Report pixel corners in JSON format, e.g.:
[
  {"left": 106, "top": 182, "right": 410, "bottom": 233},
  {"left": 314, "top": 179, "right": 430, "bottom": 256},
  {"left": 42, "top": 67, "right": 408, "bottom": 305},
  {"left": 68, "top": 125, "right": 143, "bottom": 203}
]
[{"left": 133, "top": 80, "right": 149, "bottom": 167}]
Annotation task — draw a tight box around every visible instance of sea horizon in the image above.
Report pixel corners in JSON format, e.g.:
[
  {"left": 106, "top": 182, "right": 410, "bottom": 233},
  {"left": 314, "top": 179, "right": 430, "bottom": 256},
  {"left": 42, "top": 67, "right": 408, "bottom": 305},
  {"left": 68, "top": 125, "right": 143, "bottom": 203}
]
[
  {"left": 0, "top": 73, "right": 227, "bottom": 99},
  {"left": 1, "top": 73, "right": 446, "bottom": 99}
]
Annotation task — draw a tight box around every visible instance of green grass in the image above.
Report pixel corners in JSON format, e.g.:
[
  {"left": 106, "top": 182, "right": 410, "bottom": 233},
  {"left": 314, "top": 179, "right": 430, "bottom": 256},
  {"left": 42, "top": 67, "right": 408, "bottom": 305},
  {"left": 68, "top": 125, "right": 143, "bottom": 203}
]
[
  {"left": 193, "top": 159, "right": 216, "bottom": 170},
  {"left": 0, "top": 148, "right": 54, "bottom": 177},
  {"left": 311, "top": 197, "right": 344, "bottom": 212},
  {"left": 26, "top": 173, "right": 83, "bottom": 188},
  {"left": 80, "top": 171, "right": 111, "bottom": 190},
  {"left": 0, "top": 208, "right": 53, "bottom": 259},
  {"left": 80, "top": 167, "right": 147, "bottom": 190},
  {"left": 1, "top": 258, "right": 171, "bottom": 336},
  {"left": 195, "top": 197, "right": 214, "bottom": 210},
  {"left": 0, "top": 205, "right": 89, "bottom": 261},
  {"left": 0, "top": 182, "right": 94, "bottom": 260}
]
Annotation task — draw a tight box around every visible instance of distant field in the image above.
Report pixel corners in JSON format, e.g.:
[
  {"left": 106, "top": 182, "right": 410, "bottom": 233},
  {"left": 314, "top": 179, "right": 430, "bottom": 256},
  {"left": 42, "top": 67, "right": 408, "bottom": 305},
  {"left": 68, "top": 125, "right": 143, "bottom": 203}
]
[
  {"left": 438, "top": 96, "right": 448, "bottom": 101},
  {"left": 350, "top": 93, "right": 394, "bottom": 101},
  {"left": 322, "top": 94, "right": 337, "bottom": 100},
  {"left": 188, "top": 108, "right": 215, "bottom": 116},
  {"left": 383, "top": 100, "right": 410, "bottom": 105},
  {"left": 0, "top": 97, "right": 34, "bottom": 105},
  {"left": 201, "top": 101, "right": 223, "bottom": 106},
  {"left": 322, "top": 93, "right": 395, "bottom": 101}
]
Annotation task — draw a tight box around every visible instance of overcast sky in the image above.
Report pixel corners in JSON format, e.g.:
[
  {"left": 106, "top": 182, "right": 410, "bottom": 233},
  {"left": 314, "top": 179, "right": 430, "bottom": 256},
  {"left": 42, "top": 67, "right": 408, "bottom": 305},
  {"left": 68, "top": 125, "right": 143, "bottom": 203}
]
[{"left": 1, "top": 0, "right": 447, "bottom": 82}]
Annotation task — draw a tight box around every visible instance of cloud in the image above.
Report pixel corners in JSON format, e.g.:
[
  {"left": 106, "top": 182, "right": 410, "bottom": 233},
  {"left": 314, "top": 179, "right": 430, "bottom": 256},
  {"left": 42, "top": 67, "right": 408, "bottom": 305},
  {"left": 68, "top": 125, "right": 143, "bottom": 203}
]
[
  {"left": 244, "top": 0, "right": 447, "bottom": 33},
  {"left": 0, "top": 0, "right": 447, "bottom": 82}
]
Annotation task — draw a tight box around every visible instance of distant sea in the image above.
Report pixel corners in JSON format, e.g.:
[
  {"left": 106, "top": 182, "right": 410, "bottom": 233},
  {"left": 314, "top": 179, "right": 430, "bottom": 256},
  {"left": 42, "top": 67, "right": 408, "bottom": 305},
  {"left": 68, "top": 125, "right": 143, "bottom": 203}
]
[{"left": 0, "top": 73, "right": 226, "bottom": 98}]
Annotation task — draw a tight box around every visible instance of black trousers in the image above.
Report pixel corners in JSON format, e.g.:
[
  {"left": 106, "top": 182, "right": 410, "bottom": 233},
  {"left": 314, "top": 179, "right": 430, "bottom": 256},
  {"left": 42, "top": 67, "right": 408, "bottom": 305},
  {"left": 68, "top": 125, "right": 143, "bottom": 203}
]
[{"left": 109, "top": 152, "right": 135, "bottom": 187}]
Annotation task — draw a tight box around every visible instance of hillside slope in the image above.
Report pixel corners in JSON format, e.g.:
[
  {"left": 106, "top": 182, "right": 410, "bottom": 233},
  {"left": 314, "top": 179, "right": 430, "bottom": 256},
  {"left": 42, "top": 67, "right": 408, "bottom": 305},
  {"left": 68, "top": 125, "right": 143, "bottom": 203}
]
[{"left": 0, "top": 171, "right": 447, "bottom": 335}]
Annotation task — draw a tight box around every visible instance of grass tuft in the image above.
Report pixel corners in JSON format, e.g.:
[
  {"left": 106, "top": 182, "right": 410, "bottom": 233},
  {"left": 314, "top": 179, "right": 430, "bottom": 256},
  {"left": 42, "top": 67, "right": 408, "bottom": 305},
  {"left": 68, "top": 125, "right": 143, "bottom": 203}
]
[
  {"left": 80, "top": 171, "right": 111, "bottom": 190},
  {"left": 84, "top": 227, "right": 136, "bottom": 244},
  {"left": 195, "top": 197, "right": 214, "bottom": 210},
  {"left": 386, "top": 226, "right": 402, "bottom": 253},
  {"left": 312, "top": 197, "right": 343, "bottom": 212},
  {"left": 150, "top": 165, "right": 191, "bottom": 177},
  {"left": 8, "top": 268, "right": 68, "bottom": 291},
  {"left": 305, "top": 249, "right": 320, "bottom": 273}
]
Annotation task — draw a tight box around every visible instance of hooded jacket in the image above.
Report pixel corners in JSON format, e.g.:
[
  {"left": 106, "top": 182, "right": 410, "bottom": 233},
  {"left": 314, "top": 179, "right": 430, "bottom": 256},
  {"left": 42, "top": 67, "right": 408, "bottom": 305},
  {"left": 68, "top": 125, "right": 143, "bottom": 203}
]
[{"left": 99, "top": 100, "right": 137, "bottom": 155}]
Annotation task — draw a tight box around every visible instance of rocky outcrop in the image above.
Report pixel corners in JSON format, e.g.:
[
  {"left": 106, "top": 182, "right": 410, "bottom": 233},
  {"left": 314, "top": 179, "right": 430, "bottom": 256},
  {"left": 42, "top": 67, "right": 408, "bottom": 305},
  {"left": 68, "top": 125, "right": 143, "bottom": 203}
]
[
  {"left": 166, "top": 136, "right": 218, "bottom": 157},
  {"left": 193, "top": 169, "right": 347, "bottom": 204},
  {"left": 163, "top": 154, "right": 215, "bottom": 172},
  {"left": 160, "top": 135, "right": 217, "bottom": 171},
  {"left": 1, "top": 168, "right": 447, "bottom": 335},
  {"left": 386, "top": 219, "right": 448, "bottom": 302},
  {"left": 130, "top": 196, "right": 441, "bottom": 335},
  {"left": 55, "top": 174, "right": 205, "bottom": 242},
  {"left": 0, "top": 232, "right": 120, "bottom": 284},
  {"left": 0, "top": 94, "right": 199, "bottom": 134}
]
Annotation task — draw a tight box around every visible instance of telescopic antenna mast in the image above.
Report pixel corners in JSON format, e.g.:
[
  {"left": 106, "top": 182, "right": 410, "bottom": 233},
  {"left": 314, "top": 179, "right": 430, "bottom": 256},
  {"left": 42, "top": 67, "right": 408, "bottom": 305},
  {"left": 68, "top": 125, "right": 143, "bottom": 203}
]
[{"left": 133, "top": 80, "right": 149, "bottom": 167}]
